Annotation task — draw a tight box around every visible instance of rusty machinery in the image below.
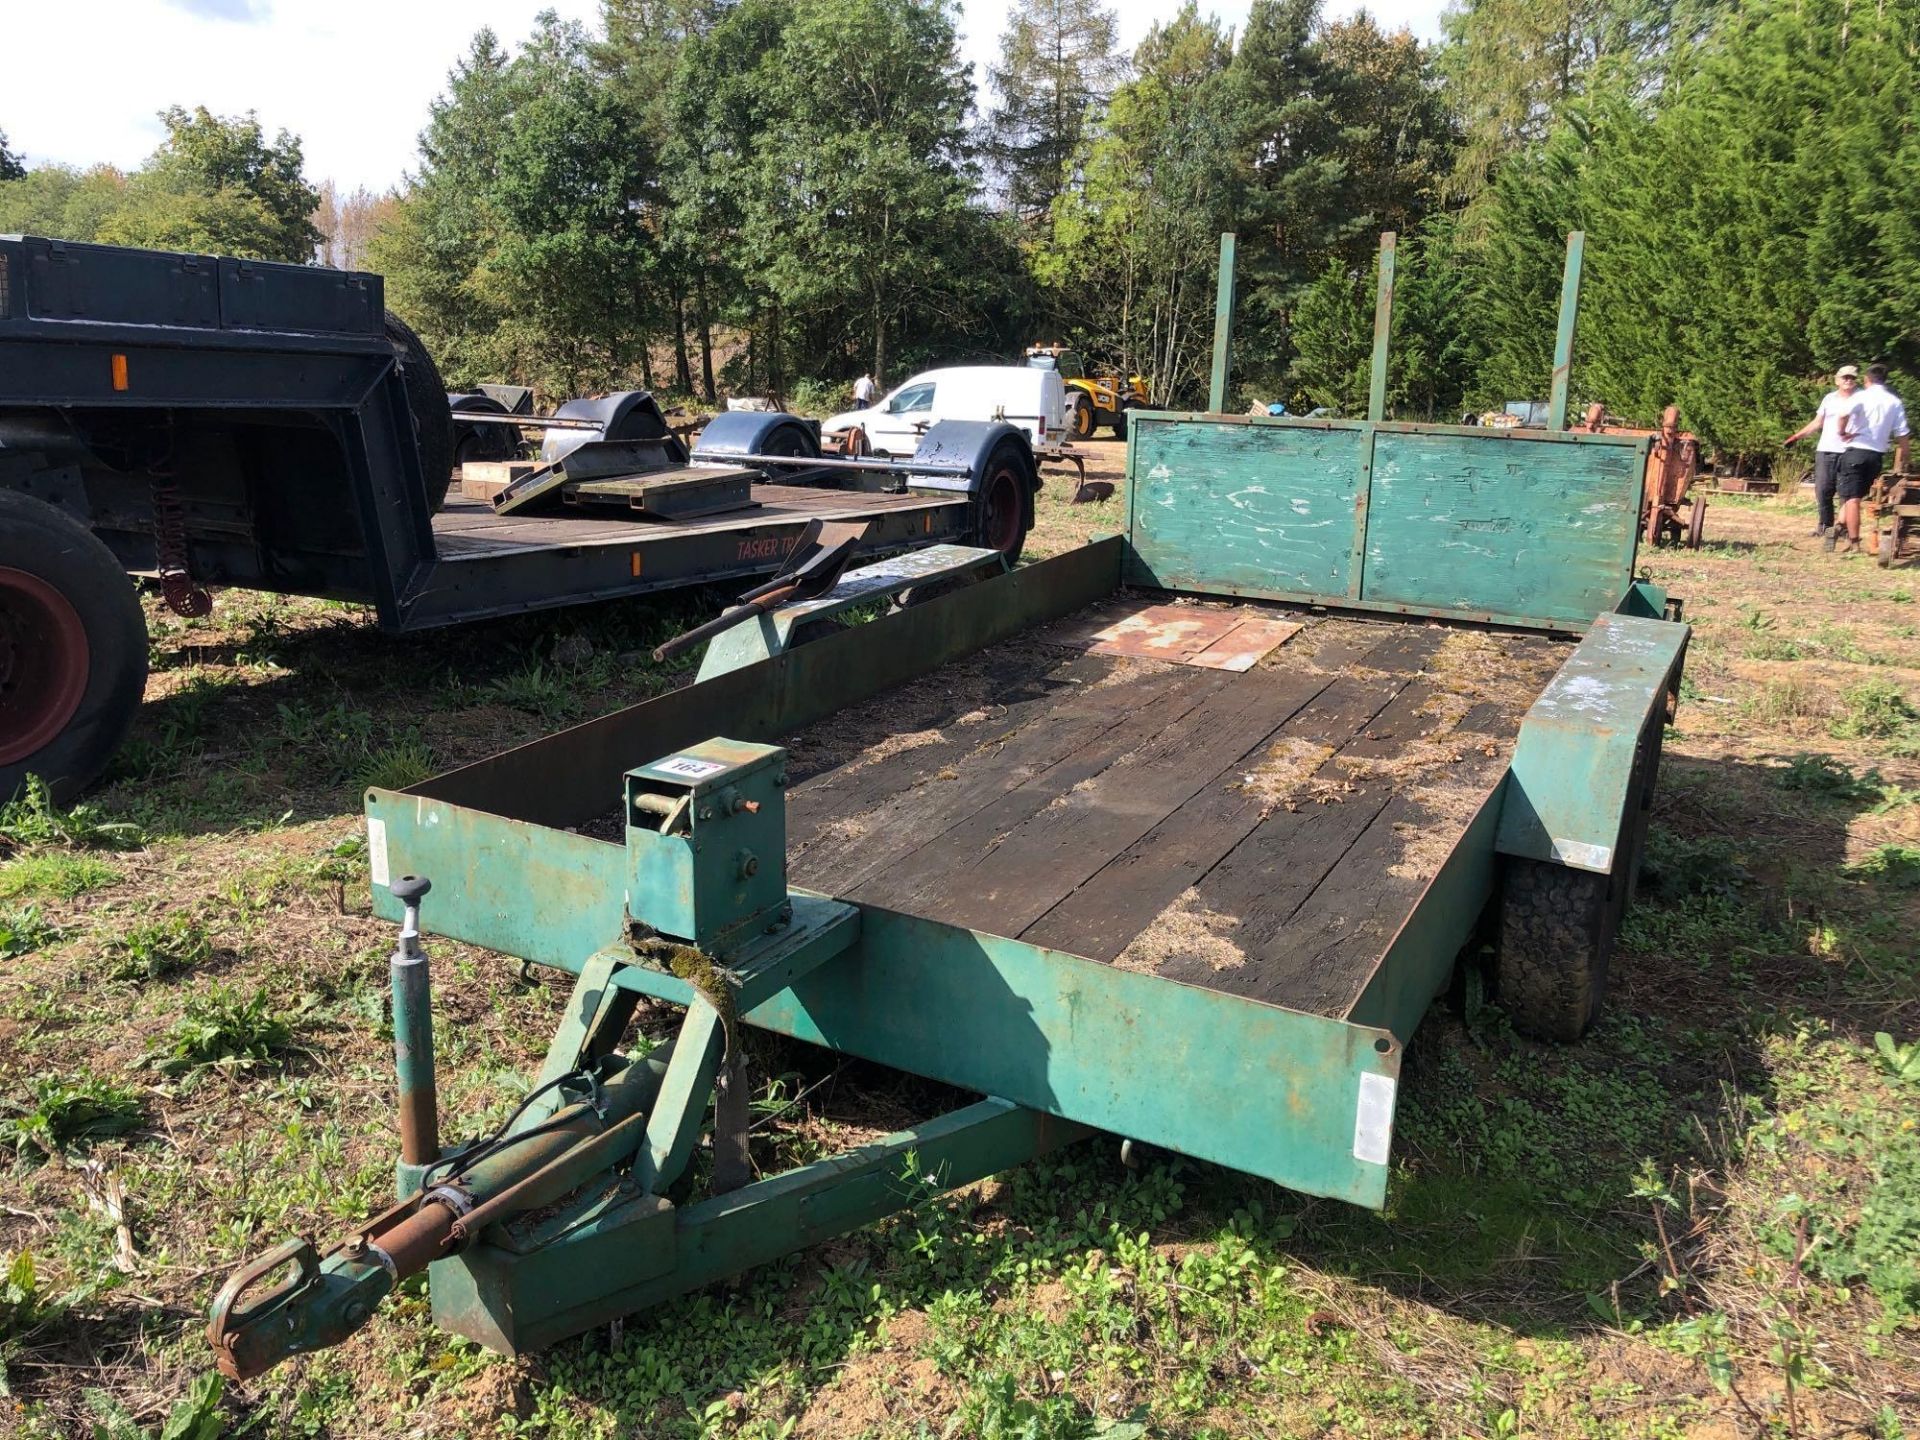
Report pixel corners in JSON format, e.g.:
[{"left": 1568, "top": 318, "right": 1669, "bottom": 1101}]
[
  {"left": 1872, "top": 472, "right": 1920, "bottom": 567},
  {"left": 1580, "top": 403, "right": 1705, "bottom": 549}
]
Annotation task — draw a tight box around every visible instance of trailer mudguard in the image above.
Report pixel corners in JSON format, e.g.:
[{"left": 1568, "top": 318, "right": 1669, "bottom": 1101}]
[
  {"left": 448, "top": 393, "right": 519, "bottom": 466},
  {"left": 692, "top": 409, "right": 822, "bottom": 462},
  {"left": 905, "top": 419, "right": 1035, "bottom": 496},
  {"left": 540, "top": 390, "right": 689, "bottom": 465},
  {"left": 1496, "top": 612, "right": 1689, "bottom": 874}
]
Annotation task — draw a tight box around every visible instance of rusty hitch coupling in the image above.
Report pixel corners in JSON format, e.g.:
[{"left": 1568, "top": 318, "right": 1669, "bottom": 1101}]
[
  {"left": 206, "top": 1189, "right": 454, "bottom": 1380},
  {"left": 207, "top": 1053, "right": 671, "bottom": 1379},
  {"left": 208, "top": 881, "right": 673, "bottom": 1381}
]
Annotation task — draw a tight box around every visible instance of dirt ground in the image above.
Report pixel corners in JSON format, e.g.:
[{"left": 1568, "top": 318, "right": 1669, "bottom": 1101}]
[{"left": 1, "top": 462, "right": 1917, "bottom": 1438}]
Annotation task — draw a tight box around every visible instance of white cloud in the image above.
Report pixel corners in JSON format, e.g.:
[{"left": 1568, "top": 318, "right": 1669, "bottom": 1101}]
[{"left": 2, "top": 0, "right": 1445, "bottom": 195}]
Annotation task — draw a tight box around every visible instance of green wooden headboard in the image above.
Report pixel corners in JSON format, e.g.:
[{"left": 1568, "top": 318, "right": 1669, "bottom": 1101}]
[{"left": 1123, "top": 413, "right": 1651, "bottom": 634}]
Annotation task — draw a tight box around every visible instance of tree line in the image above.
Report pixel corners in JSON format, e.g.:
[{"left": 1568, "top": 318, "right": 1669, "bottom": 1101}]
[{"left": 2, "top": 0, "right": 1915, "bottom": 457}]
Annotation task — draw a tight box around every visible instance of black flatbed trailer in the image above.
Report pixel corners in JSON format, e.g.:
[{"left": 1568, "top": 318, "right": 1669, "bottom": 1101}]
[{"left": 0, "top": 234, "right": 1034, "bottom": 799}]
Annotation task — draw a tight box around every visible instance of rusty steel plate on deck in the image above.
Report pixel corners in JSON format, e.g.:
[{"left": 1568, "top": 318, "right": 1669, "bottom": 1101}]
[
  {"left": 1185, "top": 615, "right": 1303, "bottom": 671},
  {"left": 1059, "top": 604, "right": 1300, "bottom": 671}
]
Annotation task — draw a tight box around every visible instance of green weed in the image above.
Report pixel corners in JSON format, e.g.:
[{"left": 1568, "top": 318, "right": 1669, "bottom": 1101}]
[
  {"left": 0, "top": 776, "right": 144, "bottom": 852},
  {"left": 486, "top": 661, "right": 583, "bottom": 720},
  {"left": 1, "top": 1249, "right": 42, "bottom": 1342},
  {"left": 1792, "top": 1124, "right": 1920, "bottom": 1325},
  {"left": 0, "top": 1075, "right": 144, "bottom": 1161},
  {"left": 1830, "top": 678, "right": 1918, "bottom": 742},
  {"left": 1875, "top": 1032, "right": 1920, "bottom": 1086},
  {"left": 1804, "top": 623, "right": 1876, "bottom": 664},
  {"left": 1775, "top": 753, "right": 1875, "bottom": 800},
  {"left": 0, "top": 852, "right": 119, "bottom": 902},
  {"left": 107, "top": 912, "right": 214, "bottom": 982},
  {"left": 84, "top": 1373, "right": 224, "bottom": 1440},
  {"left": 0, "top": 904, "right": 60, "bottom": 960},
  {"left": 151, "top": 986, "right": 293, "bottom": 1074},
  {"left": 1741, "top": 633, "right": 1802, "bottom": 661},
  {"left": 354, "top": 735, "right": 436, "bottom": 792},
  {"left": 1742, "top": 677, "right": 1827, "bottom": 728},
  {"left": 1637, "top": 830, "right": 1751, "bottom": 900},
  {"left": 1847, "top": 844, "right": 1920, "bottom": 889}
]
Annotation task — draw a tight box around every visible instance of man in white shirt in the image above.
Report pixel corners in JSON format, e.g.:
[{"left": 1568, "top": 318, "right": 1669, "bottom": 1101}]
[
  {"left": 1830, "top": 364, "right": 1910, "bottom": 552},
  {"left": 1784, "top": 364, "right": 1861, "bottom": 535},
  {"left": 852, "top": 373, "right": 878, "bottom": 408}
]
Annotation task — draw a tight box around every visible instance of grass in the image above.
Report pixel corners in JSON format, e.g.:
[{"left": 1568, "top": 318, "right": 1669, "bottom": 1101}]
[
  {"left": 149, "top": 985, "right": 294, "bottom": 1075},
  {"left": 0, "top": 903, "right": 60, "bottom": 960},
  {"left": 0, "top": 1076, "right": 145, "bottom": 1162},
  {"left": 0, "top": 469, "right": 1916, "bottom": 1437},
  {"left": 105, "top": 911, "right": 215, "bottom": 981},
  {"left": 0, "top": 775, "right": 145, "bottom": 852}
]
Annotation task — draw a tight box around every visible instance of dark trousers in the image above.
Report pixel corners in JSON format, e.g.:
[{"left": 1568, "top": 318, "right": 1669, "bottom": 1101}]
[{"left": 1813, "top": 451, "right": 1840, "bottom": 530}]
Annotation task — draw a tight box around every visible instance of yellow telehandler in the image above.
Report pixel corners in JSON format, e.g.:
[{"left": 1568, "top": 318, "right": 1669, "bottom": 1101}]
[{"left": 1024, "top": 344, "right": 1148, "bottom": 440}]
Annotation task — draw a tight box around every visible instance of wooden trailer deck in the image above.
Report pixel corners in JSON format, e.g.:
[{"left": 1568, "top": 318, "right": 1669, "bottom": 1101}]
[
  {"left": 429, "top": 485, "right": 959, "bottom": 558},
  {"left": 777, "top": 603, "right": 1566, "bottom": 1019}
]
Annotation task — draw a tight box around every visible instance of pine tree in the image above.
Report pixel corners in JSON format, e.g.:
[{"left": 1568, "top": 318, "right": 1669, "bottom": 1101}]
[
  {"left": 0, "top": 129, "right": 23, "bottom": 184},
  {"left": 1286, "top": 257, "right": 1371, "bottom": 414},
  {"left": 984, "top": 0, "right": 1126, "bottom": 223},
  {"left": 1440, "top": 0, "right": 1735, "bottom": 205},
  {"left": 675, "top": 0, "right": 989, "bottom": 389},
  {"left": 1045, "top": 5, "right": 1241, "bottom": 405},
  {"left": 1229, "top": 0, "right": 1351, "bottom": 385},
  {"left": 598, "top": 0, "right": 726, "bottom": 396}
]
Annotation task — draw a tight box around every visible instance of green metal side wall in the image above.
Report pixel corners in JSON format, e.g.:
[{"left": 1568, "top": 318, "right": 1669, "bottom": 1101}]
[{"left": 1126, "top": 414, "right": 1650, "bottom": 632}]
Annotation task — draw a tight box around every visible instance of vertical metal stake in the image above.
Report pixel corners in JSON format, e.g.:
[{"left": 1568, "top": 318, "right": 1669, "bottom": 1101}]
[
  {"left": 1209, "top": 233, "right": 1238, "bottom": 414},
  {"left": 388, "top": 876, "right": 439, "bottom": 1167},
  {"left": 1548, "top": 231, "right": 1585, "bottom": 432},
  {"left": 1368, "top": 232, "right": 1397, "bottom": 423}
]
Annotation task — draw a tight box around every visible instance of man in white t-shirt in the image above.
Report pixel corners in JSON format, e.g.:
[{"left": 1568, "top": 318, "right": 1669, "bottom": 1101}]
[
  {"left": 1830, "top": 363, "right": 1911, "bottom": 552},
  {"left": 852, "top": 373, "right": 878, "bottom": 408},
  {"left": 1784, "top": 364, "right": 1861, "bottom": 535}
]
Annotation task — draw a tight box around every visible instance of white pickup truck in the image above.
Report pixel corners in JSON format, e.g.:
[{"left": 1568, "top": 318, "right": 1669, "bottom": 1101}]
[{"left": 823, "top": 366, "right": 1069, "bottom": 459}]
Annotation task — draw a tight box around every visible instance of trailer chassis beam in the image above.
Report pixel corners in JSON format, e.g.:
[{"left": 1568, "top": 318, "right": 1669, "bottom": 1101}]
[{"left": 429, "top": 1094, "right": 1085, "bottom": 1356}]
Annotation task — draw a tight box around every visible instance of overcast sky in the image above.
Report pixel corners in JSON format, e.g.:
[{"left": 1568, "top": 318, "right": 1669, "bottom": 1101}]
[{"left": 4, "top": 0, "right": 1446, "bottom": 195}]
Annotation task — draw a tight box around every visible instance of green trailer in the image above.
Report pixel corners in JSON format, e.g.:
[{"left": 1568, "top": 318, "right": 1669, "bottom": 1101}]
[{"left": 207, "top": 239, "right": 1690, "bottom": 1380}]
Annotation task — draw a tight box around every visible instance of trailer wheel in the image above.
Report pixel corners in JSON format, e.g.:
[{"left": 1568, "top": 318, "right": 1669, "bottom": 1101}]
[
  {"left": 385, "top": 313, "right": 455, "bottom": 513},
  {"left": 1495, "top": 858, "right": 1618, "bottom": 1042},
  {"left": 973, "top": 440, "right": 1034, "bottom": 565},
  {"left": 0, "top": 492, "right": 148, "bottom": 804},
  {"left": 1068, "top": 393, "right": 1094, "bottom": 441},
  {"left": 758, "top": 420, "right": 820, "bottom": 460},
  {"left": 1110, "top": 408, "right": 1129, "bottom": 442}
]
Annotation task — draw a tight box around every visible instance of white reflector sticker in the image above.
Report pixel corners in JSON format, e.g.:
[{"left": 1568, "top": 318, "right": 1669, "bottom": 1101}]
[
  {"left": 1550, "top": 837, "right": 1612, "bottom": 870},
  {"left": 1352, "top": 1071, "right": 1396, "bottom": 1166},
  {"left": 367, "top": 817, "right": 390, "bottom": 888}
]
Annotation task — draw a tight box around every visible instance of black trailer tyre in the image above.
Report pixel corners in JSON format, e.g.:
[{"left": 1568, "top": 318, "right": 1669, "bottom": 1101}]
[
  {"left": 1111, "top": 408, "right": 1129, "bottom": 441},
  {"left": 759, "top": 420, "right": 821, "bottom": 460},
  {"left": 1495, "top": 858, "right": 1617, "bottom": 1042},
  {"left": 0, "top": 492, "right": 148, "bottom": 804},
  {"left": 385, "top": 312, "right": 455, "bottom": 513},
  {"left": 1069, "top": 393, "right": 1095, "bottom": 441},
  {"left": 972, "top": 440, "right": 1034, "bottom": 565}
]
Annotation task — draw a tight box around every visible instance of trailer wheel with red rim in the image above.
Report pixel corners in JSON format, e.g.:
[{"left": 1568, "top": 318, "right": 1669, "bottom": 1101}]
[
  {"left": 0, "top": 491, "right": 149, "bottom": 804},
  {"left": 971, "top": 439, "right": 1034, "bottom": 565}
]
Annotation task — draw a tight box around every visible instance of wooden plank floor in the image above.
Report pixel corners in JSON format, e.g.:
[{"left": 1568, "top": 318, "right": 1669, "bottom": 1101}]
[
  {"left": 431, "top": 485, "right": 956, "bottom": 556},
  {"left": 783, "top": 604, "right": 1567, "bottom": 1019}
]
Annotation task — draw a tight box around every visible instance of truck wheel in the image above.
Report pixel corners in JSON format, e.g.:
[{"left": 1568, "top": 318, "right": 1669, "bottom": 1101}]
[
  {"left": 1495, "top": 858, "right": 1618, "bottom": 1042},
  {"left": 385, "top": 313, "right": 455, "bottom": 513},
  {"left": 0, "top": 492, "right": 148, "bottom": 805},
  {"left": 1110, "top": 409, "right": 1129, "bottom": 442},
  {"left": 1069, "top": 394, "right": 1094, "bottom": 441},
  {"left": 972, "top": 439, "right": 1034, "bottom": 565}
]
